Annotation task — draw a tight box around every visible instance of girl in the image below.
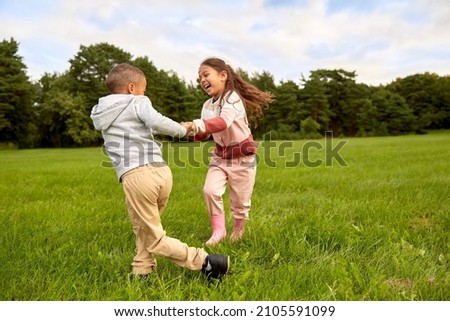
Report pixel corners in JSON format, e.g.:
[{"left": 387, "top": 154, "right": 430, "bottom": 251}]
[{"left": 191, "top": 57, "right": 274, "bottom": 246}]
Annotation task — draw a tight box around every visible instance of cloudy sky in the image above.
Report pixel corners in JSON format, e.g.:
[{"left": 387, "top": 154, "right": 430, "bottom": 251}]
[{"left": 1, "top": 0, "right": 449, "bottom": 85}]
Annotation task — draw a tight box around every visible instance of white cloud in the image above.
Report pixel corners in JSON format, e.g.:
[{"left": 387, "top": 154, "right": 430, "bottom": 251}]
[{"left": 0, "top": 0, "right": 449, "bottom": 85}]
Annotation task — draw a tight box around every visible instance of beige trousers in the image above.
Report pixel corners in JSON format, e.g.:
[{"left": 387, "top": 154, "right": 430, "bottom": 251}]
[{"left": 121, "top": 163, "right": 207, "bottom": 275}]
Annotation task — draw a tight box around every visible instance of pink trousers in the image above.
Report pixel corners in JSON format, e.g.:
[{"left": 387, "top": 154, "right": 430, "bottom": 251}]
[{"left": 203, "top": 155, "right": 256, "bottom": 220}]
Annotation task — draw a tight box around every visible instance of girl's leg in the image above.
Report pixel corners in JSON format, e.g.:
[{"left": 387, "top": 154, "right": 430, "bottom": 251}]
[
  {"left": 228, "top": 155, "right": 256, "bottom": 242},
  {"left": 203, "top": 163, "right": 228, "bottom": 246}
]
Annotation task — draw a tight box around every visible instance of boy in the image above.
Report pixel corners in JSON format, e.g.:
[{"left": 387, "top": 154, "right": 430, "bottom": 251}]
[{"left": 90, "top": 63, "right": 229, "bottom": 279}]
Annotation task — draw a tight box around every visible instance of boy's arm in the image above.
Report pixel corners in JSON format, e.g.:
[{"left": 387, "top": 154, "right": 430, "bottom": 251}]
[{"left": 136, "top": 96, "right": 187, "bottom": 137}]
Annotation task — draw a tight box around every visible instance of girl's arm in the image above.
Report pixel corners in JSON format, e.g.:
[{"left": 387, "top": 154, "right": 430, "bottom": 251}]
[
  {"left": 191, "top": 131, "right": 211, "bottom": 141},
  {"left": 193, "top": 107, "right": 238, "bottom": 134}
]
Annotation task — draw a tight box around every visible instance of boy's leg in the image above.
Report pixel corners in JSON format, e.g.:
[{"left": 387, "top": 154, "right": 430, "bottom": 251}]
[
  {"left": 122, "top": 165, "right": 207, "bottom": 272},
  {"left": 126, "top": 198, "right": 157, "bottom": 275}
]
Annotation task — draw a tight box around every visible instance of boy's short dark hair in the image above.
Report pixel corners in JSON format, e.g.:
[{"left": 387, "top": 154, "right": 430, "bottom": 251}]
[{"left": 106, "top": 63, "right": 145, "bottom": 94}]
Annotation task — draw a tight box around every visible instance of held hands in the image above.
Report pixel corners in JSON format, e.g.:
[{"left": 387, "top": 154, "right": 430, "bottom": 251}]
[
  {"left": 180, "top": 121, "right": 195, "bottom": 136},
  {"left": 180, "top": 120, "right": 204, "bottom": 137}
]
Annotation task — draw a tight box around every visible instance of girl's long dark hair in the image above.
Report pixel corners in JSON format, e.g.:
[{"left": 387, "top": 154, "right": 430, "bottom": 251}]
[{"left": 200, "top": 57, "right": 274, "bottom": 127}]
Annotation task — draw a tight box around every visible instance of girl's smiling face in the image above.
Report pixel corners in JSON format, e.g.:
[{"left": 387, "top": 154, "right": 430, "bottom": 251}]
[{"left": 198, "top": 65, "right": 227, "bottom": 99}]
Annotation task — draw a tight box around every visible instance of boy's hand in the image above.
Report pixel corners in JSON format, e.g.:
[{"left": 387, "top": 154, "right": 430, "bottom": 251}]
[{"left": 180, "top": 122, "right": 195, "bottom": 136}]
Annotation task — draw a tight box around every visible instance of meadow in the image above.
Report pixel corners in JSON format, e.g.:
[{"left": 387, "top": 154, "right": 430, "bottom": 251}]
[{"left": 0, "top": 131, "right": 449, "bottom": 301}]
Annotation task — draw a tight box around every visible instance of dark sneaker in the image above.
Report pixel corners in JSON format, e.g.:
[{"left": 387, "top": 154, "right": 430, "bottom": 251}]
[{"left": 201, "top": 254, "right": 230, "bottom": 279}]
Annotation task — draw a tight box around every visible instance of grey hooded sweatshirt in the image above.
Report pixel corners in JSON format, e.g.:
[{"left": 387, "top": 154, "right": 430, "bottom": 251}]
[{"left": 90, "top": 94, "right": 186, "bottom": 180}]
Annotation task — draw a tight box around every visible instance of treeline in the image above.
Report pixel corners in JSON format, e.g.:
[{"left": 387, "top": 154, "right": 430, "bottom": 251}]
[{"left": 1, "top": 38, "right": 449, "bottom": 148}]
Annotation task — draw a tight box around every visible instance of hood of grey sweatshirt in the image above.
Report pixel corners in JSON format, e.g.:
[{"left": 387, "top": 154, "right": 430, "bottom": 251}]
[{"left": 90, "top": 95, "right": 133, "bottom": 131}]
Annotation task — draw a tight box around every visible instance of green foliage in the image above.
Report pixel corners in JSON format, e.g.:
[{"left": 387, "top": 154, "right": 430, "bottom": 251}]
[
  {"left": 134, "top": 56, "right": 203, "bottom": 122},
  {"left": 36, "top": 73, "right": 99, "bottom": 147},
  {"left": 274, "top": 80, "right": 302, "bottom": 130},
  {"left": 0, "top": 131, "right": 449, "bottom": 300},
  {"left": 300, "top": 117, "right": 321, "bottom": 138},
  {"left": 0, "top": 38, "right": 36, "bottom": 147},
  {"left": 299, "top": 74, "right": 330, "bottom": 131},
  {"left": 1, "top": 38, "right": 450, "bottom": 147},
  {"left": 388, "top": 72, "right": 450, "bottom": 131},
  {"left": 310, "top": 69, "right": 364, "bottom": 136},
  {"left": 68, "top": 43, "right": 132, "bottom": 108}
]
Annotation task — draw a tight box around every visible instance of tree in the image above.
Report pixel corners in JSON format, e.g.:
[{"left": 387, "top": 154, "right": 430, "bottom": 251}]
[
  {"left": 356, "top": 98, "right": 378, "bottom": 137},
  {"left": 272, "top": 80, "right": 302, "bottom": 134},
  {"left": 7, "top": 39, "right": 449, "bottom": 149},
  {"left": 371, "top": 88, "right": 416, "bottom": 135},
  {"left": 68, "top": 43, "right": 133, "bottom": 110},
  {"left": 134, "top": 56, "right": 200, "bottom": 123},
  {"left": 36, "top": 72, "right": 97, "bottom": 147},
  {"left": 300, "top": 116, "right": 321, "bottom": 138},
  {"left": 311, "top": 69, "right": 361, "bottom": 136},
  {"left": 388, "top": 73, "right": 450, "bottom": 131},
  {"left": 133, "top": 56, "right": 164, "bottom": 108},
  {"left": 37, "top": 44, "right": 202, "bottom": 146},
  {"left": 433, "top": 76, "right": 450, "bottom": 128},
  {"left": 299, "top": 73, "right": 331, "bottom": 132},
  {"left": 0, "top": 38, "right": 36, "bottom": 147},
  {"left": 341, "top": 83, "right": 372, "bottom": 137},
  {"left": 37, "top": 43, "right": 133, "bottom": 146}
]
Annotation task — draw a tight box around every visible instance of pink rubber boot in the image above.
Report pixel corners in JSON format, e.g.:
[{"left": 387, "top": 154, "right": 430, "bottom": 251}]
[
  {"left": 230, "top": 219, "right": 246, "bottom": 242},
  {"left": 205, "top": 215, "right": 226, "bottom": 246}
]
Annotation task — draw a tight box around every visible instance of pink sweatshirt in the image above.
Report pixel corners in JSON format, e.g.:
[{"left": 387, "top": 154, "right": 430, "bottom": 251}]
[{"left": 193, "top": 91, "right": 257, "bottom": 159}]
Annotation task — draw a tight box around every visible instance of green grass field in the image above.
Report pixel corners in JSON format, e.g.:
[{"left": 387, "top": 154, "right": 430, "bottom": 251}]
[{"left": 1, "top": 131, "right": 449, "bottom": 300}]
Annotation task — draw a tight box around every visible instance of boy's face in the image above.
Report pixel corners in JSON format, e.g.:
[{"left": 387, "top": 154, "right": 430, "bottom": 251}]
[{"left": 128, "top": 75, "right": 147, "bottom": 95}]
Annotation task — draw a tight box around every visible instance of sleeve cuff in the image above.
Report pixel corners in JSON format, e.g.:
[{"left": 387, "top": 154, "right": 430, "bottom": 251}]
[{"left": 193, "top": 119, "right": 206, "bottom": 133}]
